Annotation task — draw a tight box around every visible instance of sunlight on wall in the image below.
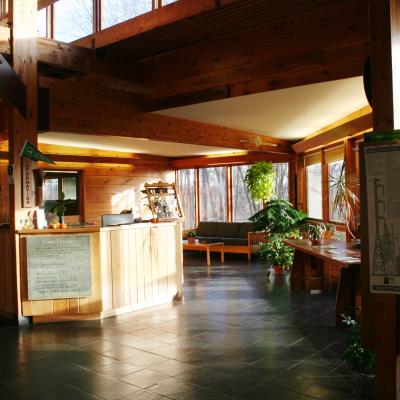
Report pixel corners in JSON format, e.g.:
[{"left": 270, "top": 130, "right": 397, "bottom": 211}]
[{"left": 111, "top": 189, "right": 136, "bottom": 213}]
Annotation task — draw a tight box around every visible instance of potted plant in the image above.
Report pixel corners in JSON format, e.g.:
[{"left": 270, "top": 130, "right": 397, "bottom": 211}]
[
  {"left": 245, "top": 161, "right": 276, "bottom": 204},
  {"left": 45, "top": 191, "right": 67, "bottom": 228},
  {"left": 307, "top": 223, "right": 325, "bottom": 245},
  {"left": 250, "top": 199, "right": 308, "bottom": 237},
  {"left": 187, "top": 230, "right": 196, "bottom": 244},
  {"left": 330, "top": 162, "right": 359, "bottom": 238},
  {"left": 258, "top": 234, "right": 295, "bottom": 274},
  {"left": 323, "top": 223, "right": 336, "bottom": 240}
]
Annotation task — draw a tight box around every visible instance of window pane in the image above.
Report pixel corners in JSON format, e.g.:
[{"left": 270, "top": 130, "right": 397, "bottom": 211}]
[
  {"left": 329, "top": 160, "right": 345, "bottom": 222},
  {"left": 274, "top": 162, "right": 289, "bottom": 200},
  {"left": 43, "top": 179, "right": 59, "bottom": 201},
  {"left": 306, "top": 163, "right": 322, "bottom": 219},
  {"left": 178, "top": 169, "right": 196, "bottom": 230},
  {"left": 199, "top": 167, "right": 227, "bottom": 222},
  {"left": 102, "top": 0, "right": 153, "bottom": 29},
  {"left": 162, "top": 0, "right": 178, "bottom": 5},
  {"left": 232, "top": 165, "right": 262, "bottom": 222},
  {"left": 54, "top": 0, "right": 93, "bottom": 42},
  {"left": 63, "top": 177, "right": 77, "bottom": 200},
  {"left": 37, "top": 7, "right": 47, "bottom": 37}
]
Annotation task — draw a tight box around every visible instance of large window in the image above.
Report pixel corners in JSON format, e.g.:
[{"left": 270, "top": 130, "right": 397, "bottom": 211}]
[
  {"left": 199, "top": 167, "right": 227, "bottom": 222},
  {"left": 43, "top": 171, "right": 80, "bottom": 216},
  {"left": 274, "top": 162, "right": 289, "bottom": 200},
  {"left": 306, "top": 162, "right": 322, "bottom": 219},
  {"left": 54, "top": 0, "right": 93, "bottom": 42},
  {"left": 102, "top": 0, "right": 153, "bottom": 29},
  {"left": 37, "top": 7, "right": 47, "bottom": 37},
  {"left": 232, "top": 165, "right": 262, "bottom": 222},
  {"left": 177, "top": 169, "right": 196, "bottom": 230}
]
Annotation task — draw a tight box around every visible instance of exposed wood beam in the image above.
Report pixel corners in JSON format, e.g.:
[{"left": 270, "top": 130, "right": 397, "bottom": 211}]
[
  {"left": 138, "top": 0, "right": 368, "bottom": 97},
  {"left": 172, "top": 151, "right": 294, "bottom": 169},
  {"left": 38, "top": 0, "right": 61, "bottom": 10},
  {"left": 37, "top": 143, "right": 170, "bottom": 161},
  {"left": 47, "top": 85, "right": 292, "bottom": 153},
  {"left": 74, "top": 0, "right": 219, "bottom": 49},
  {"left": 292, "top": 107, "right": 372, "bottom": 153}
]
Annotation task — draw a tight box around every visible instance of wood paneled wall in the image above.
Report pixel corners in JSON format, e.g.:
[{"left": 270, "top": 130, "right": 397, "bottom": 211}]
[
  {"left": 0, "top": 163, "right": 9, "bottom": 222},
  {"left": 84, "top": 165, "right": 174, "bottom": 223}
]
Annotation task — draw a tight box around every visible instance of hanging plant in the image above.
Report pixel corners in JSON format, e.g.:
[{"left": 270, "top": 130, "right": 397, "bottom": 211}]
[{"left": 245, "top": 161, "right": 276, "bottom": 203}]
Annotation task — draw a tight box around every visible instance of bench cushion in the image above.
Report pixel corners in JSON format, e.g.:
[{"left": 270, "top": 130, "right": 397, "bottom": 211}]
[
  {"left": 196, "top": 222, "right": 219, "bottom": 237},
  {"left": 238, "top": 222, "right": 254, "bottom": 238},
  {"left": 215, "top": 222, "right": 241, "bottom": 238}
]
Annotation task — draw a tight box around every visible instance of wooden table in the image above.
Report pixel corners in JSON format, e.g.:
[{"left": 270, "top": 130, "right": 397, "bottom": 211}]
[
  {"left": 285, "top": 239, "right": 361, "bottom": 325},
  {"left": 182, "top": 240, "right": 224, "bottom": 266}
]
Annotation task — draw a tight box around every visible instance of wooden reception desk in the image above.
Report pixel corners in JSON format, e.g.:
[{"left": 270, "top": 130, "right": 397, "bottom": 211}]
[{"left": 17, "top": 222, "right": 183, "bottom": 323}]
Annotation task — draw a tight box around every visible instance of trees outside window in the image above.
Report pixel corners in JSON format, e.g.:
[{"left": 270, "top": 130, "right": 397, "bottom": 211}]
[
  {"left": 102, "top": 0, "right": 152, "bottom": 29},
  {"left": 54, "top": 0, "right": 93, "bottom": 42},
  {"left": 306, "top": 163, "right": 322, "bottom": 219},
  {"left": 274, "top": 162, "right": 289, "bottom": 200},
  {"left": 232, "top": 165, "right": 262, "bottom": 222},
  {"left": 199, "top": 167, "right": 227, "bottom": 222},
  {"left": 177, "top": 169, "right": 196, "bottom": 230}
]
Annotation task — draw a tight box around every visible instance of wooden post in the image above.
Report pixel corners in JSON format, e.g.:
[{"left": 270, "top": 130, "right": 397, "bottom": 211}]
[
  {"left": 6, "top": 0, "right": 38, "bottom": 321},
  {"left": 366, "top": 1, "right": 400, "bottom": 398}
]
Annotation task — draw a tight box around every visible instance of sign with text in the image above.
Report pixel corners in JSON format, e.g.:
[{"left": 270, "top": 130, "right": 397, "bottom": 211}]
[
  {"left": 27, "top": 235, "right": 92, "bottom": 300},
  {"left": 365, "top": 144, "right": 400, "bottom": 294},
  {"left": 22, "top": 157, "right": 34, "bottom": 208}
]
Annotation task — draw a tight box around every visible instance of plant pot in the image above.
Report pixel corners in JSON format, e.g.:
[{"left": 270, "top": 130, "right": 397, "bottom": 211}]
[
  {"left": 188, "top": 237, "right": 196, "bottom": 244},
  {"left": 324, "top": 230, "right": 334, "bottom": 240},
  {"left": 310, "top": 239, "right": 322, "bottom": 245},
  {"left": 274, "top": 265, "right": 285, "bottom": 275},
  {"left": 59, "top": 223, "right": 67, "bottom": 229}
]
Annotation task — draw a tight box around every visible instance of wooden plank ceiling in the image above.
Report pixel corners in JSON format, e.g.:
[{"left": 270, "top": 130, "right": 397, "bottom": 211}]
[{"left": 3, "top": 0, "right": 371, "bottom": 153}]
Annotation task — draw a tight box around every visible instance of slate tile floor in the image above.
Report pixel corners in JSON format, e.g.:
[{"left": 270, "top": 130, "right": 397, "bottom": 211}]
[{"left": 0, "top": 254, "right": 372, "bottom": 399}]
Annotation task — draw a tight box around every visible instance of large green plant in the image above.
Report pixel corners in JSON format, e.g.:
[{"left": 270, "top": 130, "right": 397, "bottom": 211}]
[
  {"left": 45, "top": 191, "right": 67, "bottom": 223},
  {"left": 245, "top": 161, "right": 276, "bottom": 202},
  {"left": 258, "top": 234, "right": 294, "bottom": 267},
  {"left": 250, "top": 199, "right": 308, "bottom": 237}
]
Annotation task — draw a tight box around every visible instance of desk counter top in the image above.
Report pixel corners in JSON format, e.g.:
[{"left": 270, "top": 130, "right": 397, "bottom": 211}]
[{"left": 285, "top": 239, "right": 361, "bottom": 267}]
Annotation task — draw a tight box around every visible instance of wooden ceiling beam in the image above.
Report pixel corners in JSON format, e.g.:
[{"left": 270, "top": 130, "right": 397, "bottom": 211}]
[
  {"left": 172, "top": 151, "right": 294, "bottom": 169},
  {"left": 292, "top": 106, "right": 372, "bottom": 153},
  {"left": 48, "top": 87, "right": 292, "bottom": 154},
  {"left": 138, "top": 0, "right": 368, "bottom": 97},
  {"left": 38, "top": 0, "right": 61, "bottom": 10},
  {"left": 74, "top": 0, "right": 219, "bottom": 49}
]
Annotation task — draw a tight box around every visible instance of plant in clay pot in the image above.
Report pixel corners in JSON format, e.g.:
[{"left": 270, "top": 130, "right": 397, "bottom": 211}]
[
  {"left": 187, "top": 230, "right": 196, "bottom": 244},
  {"left": 307, "top": 223, "right": 325, "bottom": 245},
  {"left": 323, "top": 223, "right": 336, "bottom": 240},
  {"left": 258, "top": 234, "right": 295, "bottom": 275}
]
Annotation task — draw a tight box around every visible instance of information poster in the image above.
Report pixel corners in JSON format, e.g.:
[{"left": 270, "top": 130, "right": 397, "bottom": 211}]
[
  {"left": 365, "top": 145, "right": 400, "bottom": 293},
  {"left": 27, "top": 235, "right": 92, "bottom": 300},
  {"left": 22, "top": 158, "right": 34, "bottom": 208}
]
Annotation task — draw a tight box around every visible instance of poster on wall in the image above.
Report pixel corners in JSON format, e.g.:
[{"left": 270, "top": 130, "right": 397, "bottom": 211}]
[
  {"left": 365, "top": 144, "right": 400, "bottom": 294},
  {"left": 27, "top": 234, "right": 92, "bottom": 300},
  {"left": 21, "top": 157, "right": 34, "bottom": 208}
]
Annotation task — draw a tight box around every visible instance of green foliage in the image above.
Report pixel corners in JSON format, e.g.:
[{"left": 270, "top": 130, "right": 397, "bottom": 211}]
[
  {"left": 45, "top": 191, "right": 67, "bottom": 217},
  {"left": 307, "top": 223, "right": 325, "bottom": 240},
  {"left": 258, "top": 234, "right": 295, "bottom": 267},
  {"left": 342, "top": 314, "right": 375, "bottom": 375},
  {"left": 331, "top": 163, "right": 359, "bottom": 238},
  {"left": 250, "top": 199, "right": 308, "bottom": 237},
  {"left": 187, "top": 230, "right": 196, "bottom": 238},
  {"left": 244, "top": 161, "right": 276, "bottom": 202},
  {"left": 323, "top": 222, "right": 336, "bottom": 232}
]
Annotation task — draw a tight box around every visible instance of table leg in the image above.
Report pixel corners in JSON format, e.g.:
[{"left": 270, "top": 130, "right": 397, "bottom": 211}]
[
  {"left": 221, "top": 246, "right": 224, "bottom": 263},
  {"left": 206, "top": 247, "right": 211, "bottom": 266}
]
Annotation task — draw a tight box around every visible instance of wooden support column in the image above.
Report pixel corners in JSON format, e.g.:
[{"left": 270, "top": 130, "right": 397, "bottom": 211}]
[
  {"left": 365, "top": 1, "right": 400, "bottom": 398},
  {"left": 6, "top": 0, "right": 38, "bottom": 320}
]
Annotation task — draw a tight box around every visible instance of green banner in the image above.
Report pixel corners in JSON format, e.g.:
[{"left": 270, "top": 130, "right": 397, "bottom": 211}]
[{"left": 19, "top": 140, "right": 55, "bottom": 164}]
